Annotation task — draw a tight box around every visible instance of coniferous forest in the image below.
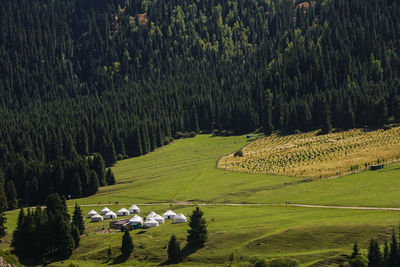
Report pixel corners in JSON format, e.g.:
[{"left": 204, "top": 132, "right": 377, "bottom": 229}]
[{"left": 0, "top": 0, "right": 400, "bottom": 208}]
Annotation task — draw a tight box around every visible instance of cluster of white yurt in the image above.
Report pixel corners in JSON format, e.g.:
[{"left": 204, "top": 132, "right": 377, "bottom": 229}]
[
  {"left": 173, "top": 213, "right": 187, "bottom": 223},
  {"left": 100, "top": 207, "right": 111, "bottom": 215},
  {"left": 104, "top": 211, "right": 117, "bottom": 219},
  {"left": 129, "top": 205, "right": 140, "bottom": 213},
  {"left": 163, "top": 210, "right": 177, "bottom": 220},
  {"left": 129, "top": 215, "right": 144, "bottom": 225},
  {"left": 117, "top": 208, "right": 130, "bottom": 216},
  {"left": 87, "top": 210, "right": 98, "bottom": 218},
  {"left": 91, "top": 214, "right": 103, "bottom": 222},
  {"left": 144, "top": 218, "right": 159, "bottom": 228}
]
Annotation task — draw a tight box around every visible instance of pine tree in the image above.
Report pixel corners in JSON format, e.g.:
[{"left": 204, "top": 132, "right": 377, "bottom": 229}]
[
  {"left": 57, "top": 217, "right": 75, "bottom": 258},
  {"left": 187, "top": 207, "right": 208, "bottom": 246},
  {"left": 121, "top": 229, "right": 134, "bottom": 256},
  {"left": 71, "top": 224, "right": 80, "bottom": 248},
  {"left": 368, "top": 238, "right": 382, "bottom": 267},
  {"left": 6, "top": 180, "right": 18, "bottom": 210},
  {"left": 263, "top": 89, "right": 274, "bottom": 135},
  {"left": 11, "top": 208, "right": 26, "bottom": 256},
  {"left": 167, "top": 234, "right": 181, "bottom": 262},
  {"left": 72, "top": 203, "right": 85, "bottom": 235},
  {"left": 93, "top": 153, "right": 106, "bottom": 186},
  {"left": 351, "top": 241, "right": 360, "bottom": 259},
  {"left": 388, "top": 230, "right": 398, "bottom": 267},
  {"left": 321, "top": 96, "right": 332, "bottom": 134},
  {"left": 88, "top": 170, "right": 99, "bottom": 195},
  {"left": 106, "top": 168, "right": 116, "bottom": 185}
]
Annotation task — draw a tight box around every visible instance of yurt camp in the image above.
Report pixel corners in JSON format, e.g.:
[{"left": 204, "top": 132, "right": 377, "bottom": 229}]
[
  {"left": 143, "top": 218, "right": 159, "bottom": 228},
  {"left": 146, "top": 211, "right": 157, "bottom": 220},
  {"left": 163, "top": 210, "right": 177, "bottom": 220},
  {"left": 91, "top": 214, "right": 103, "bottom": 222},
  {"left": 100, "top": 207, "right": 111, "bottom": 215},
  {"left": 87, "top": 210, "right": 98, "bottom": 218},
  {"left": 153, "top": 214, "right": 165, "bottom": 224},
  {"left": 117, "top": 208, "right": 130, "bottom": 216},
  {"left": 104, "top": 211, "right": 117, "bottom": 219},
  {"left": 173, "top": 213, "right": 187, "bottom": 223},
  {"left": 129, "top": 204, "right": 140, "bottom": 214},
  {"left": 127, "top": 215, "right": 144, "bottom": 229}
]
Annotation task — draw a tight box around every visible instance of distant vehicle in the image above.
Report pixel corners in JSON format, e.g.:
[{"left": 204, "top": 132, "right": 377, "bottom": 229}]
[{"left": 370, "top": 164, "right": 384, "bottom": 170}]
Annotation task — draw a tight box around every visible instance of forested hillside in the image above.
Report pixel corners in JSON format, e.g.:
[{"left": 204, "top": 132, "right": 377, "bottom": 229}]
[{"left": 0, "top": 0, "right": 400, "bottom": 206}]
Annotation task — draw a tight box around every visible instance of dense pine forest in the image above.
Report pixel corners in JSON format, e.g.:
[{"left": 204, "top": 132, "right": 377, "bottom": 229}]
[{"left": 0, "top": 0, "right": 400, "bottom": 207}]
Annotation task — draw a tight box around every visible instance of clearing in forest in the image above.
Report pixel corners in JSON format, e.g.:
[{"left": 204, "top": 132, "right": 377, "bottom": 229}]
[{"left": 218, "top": 126, "right": 400, "bottom": 179}]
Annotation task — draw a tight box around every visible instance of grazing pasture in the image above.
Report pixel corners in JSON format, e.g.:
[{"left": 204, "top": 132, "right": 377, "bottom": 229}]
[{"left": 218, "top": 127, "right": 400, "bottom": 179}]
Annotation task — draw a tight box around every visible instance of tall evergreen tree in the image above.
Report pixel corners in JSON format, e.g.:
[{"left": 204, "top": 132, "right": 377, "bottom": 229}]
[
  {"left": 388, "top": 230, "right": 398, "bottom": 267},
  {"left": 121, "top": 229, "right": 134, "bottom": 256},
  {"left": 368, "top": 238, "right": 382, "bottom": 267},
  {"left": 106, "top": 168, "right": 116, "bottom": 185},
  {"left": 6, "top": 180, "right": 18, "bottom": 210},
  {"left": 71, "top": 224, "right": 80, "bottom": 248},
  {"left": 93, "top": 153, "right": 106, "bottom": 186},
  {"left": 167, "top": 234, "right": 181, "bottom": 263},
  {"left": 187, "top": 207, "right": 208, "bottom": 246},
  {"left": 0, "top": 181, "right": 7, "bottom": 238},
  {"left": 88, "top": 170, "right": 99, "bottom": 195},
  {"left": 72, "top": 203, "right": 85, "bottom": 235},
  {"left": 263, "top": 89, "right": 274, "bottom": 135}
]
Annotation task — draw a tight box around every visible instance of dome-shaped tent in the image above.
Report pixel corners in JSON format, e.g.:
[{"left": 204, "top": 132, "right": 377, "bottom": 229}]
[
  {"left": 117, "top": 208, "right": 130, "bottom": 216},
  {"left": 146, "top": 211, "right": 157, "bottom": 220},
  {"left": 100, "top": 207, "right": 111, "bottom": 215},
  {"left": 104, "top": 211, "right": 117, "bottom": 219},
  {"left": 152, "top": 214, "right": 165, "bottom": 224},
  {"left": 129, "top": 204, "right": 140, "bottom": 213},
  {"left": 129, "top": 215, "right": 143, "bottom": 224},
  {"left": 163, "top": 210, "right": 177, "bottom": 220},
  {"left": 87, "top": 210, "right": 98, "bottom": 218},
  {"left": 143, "top": 218, "right": 159, "bottom": 228},
  {"left": 91, "top": 214, "right": 103, "bottom": 222},
  {"left": 173, "top": 213, "right": 187, "bottom": 223}
]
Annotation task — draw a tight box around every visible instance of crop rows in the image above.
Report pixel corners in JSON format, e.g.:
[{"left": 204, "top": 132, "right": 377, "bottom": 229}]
[{"left": 218, "top": 126, "right": 400, "bottom": 179}]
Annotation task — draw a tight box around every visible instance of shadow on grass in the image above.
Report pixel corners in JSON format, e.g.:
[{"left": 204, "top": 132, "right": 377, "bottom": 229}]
[
  {"left": 158, "top": 243, "right": 204, "bottom": 266},
  {"left": 110, "top": 253, "right": 130, "bottom": 264}
]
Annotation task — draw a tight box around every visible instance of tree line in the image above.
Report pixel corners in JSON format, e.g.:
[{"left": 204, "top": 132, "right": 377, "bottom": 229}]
[{"left": 0, "top": 0, "right": 399, "bottom": 206}]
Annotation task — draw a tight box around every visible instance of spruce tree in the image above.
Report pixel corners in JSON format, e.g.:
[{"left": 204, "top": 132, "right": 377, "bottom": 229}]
[
  {"left": 6, "top": 180, "right": 18, "bottom": 210},
  {"left": 167, "top": 234, "right": 181, "bottom": 262},
  {"left": 187, "top": 207, "right": 208, "bottom": 246},
  {"left": 72, "top": 203, "right": 85, "bottom": 235},
  {"left": 263, "top": 89, "right": 274, "bottom": 135},
  {"left": 388, "top": 230, "right": 398, "bottom": 267},
  {"left": 106, "top": 168, "right": 116, "bottom": 185},
  {"left": 88, "top": 170, "right": 99, "bottom": 195},
  {"left": 93, "top": 153, "right": 106, "bottom": 186},
  {"left": 351, "top": 241, "right": 360, "bottom": 259},
  {"left": 121, "top": 229, "right": 134, "bottom": 256},
  {"left": 0, "top": 185, "right": 6, "bottom": 238},
  {"left": 321, "top": 97, "right": 332, "bottom": 134},
  {"left": 11, "top": 208, "right": 26, "bottom": 256},
  {"left": 71, "top": 224, "right": 80, "bottom": 248},
  {"left": 368, "top": 238, "right": 382, "bottom": 267}
]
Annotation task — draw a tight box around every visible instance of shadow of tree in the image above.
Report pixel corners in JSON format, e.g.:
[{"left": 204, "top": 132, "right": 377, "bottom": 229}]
[
  {"left": 158, "top": 243, "right": 204, "bottom": 266},
  {"left": 110, "top": 253, "right": 130, "bottom": 264}
]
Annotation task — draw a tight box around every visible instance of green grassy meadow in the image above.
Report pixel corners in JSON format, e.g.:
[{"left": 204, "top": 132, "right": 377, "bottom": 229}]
[{"left": 2, "top": 134, "right": 400, "bottom": 266}]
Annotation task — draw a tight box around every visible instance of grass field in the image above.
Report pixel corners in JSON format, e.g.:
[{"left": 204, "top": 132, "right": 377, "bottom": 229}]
[
  {"left": 218, "top": 127, "right": 400, "bottom": 179},
  {"left": 1, "top": 132, "right": 400, "bottom": 266}
]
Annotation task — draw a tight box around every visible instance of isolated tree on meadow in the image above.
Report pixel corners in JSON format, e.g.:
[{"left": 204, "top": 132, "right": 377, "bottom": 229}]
[
  {"left": 352, "top": 241, "right": 360, "bottom": 259},
  {"left": 71, "top": 224, "right": 80, "bottom": 248},
  {"left": 187, "top": 207, "right": 208, "bottom": 246},
  {"left": 121, "top": 229, "right": 134, "bottom": 256},
  {"left": 167, "top": 234, "right": 181, "bottom": 262}
]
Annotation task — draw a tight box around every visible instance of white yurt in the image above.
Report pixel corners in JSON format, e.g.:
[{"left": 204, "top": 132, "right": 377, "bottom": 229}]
[
  {"left": 173, "top": 213, "right": 187, "bottom": 223},
  {"left": 146, "top": 211, "right": 157, "bottom": 220},
  {"left": 104, "top": 211, "right": 117, "bottom": 219},
  {"left": 129, "top": 204, "right": 140, "bottom": 214},
  {"left": 87, "top": 210, "right": 98, "bottom": 218},
  {"left": 100, "top": 207, "right": 111, "bottom": 215},
  {"left": 91, "top": 214, "right": 103, "bottom": 222},
  {"left": 152, "top": 214, "right": 165, "bottom": 224},
  {"left": 117, "top": 208, "right": 130, "bottom": 216},
  {"left": 163, "top": 210, "right": 177, "bottom": 220},
  {"left": 129, "top": 215, "right": 144, "bottom": 225},
  {"left": 143, "top": 218, "right": 159, "bottom": 228}
]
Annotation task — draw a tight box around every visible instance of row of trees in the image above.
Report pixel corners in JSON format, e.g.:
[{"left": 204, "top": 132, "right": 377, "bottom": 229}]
[
  {"left": 0, "top": 0, "right": 400, "bottom": 205},
  {"left": 11, "top": 194, "right": 85, "bottom": 264},
  {"left": 349, "top": 228, "right": 400, "bottom": 267}
]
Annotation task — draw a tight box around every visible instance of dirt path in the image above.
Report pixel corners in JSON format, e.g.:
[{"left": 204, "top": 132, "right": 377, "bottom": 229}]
[{"left": 72, "top": 202, "right": 400, "bottom": 211}]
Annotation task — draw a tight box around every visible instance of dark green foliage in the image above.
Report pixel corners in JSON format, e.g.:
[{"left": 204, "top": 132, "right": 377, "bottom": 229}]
[
  {"left": 71, "top": 224, "right": 80, "bottom": 248},
  {"left": 352, "top": 242, "right": 360, "bottom": 259},
  {"left": 350, "top": 255, "right": 368, "bottom": 267},
  {"left": 72, "top": 203, "right": 85, "bottom": 235},
  {"left": 187, "top": 207, "right": 208, "bottom": 246},
  {"left": 368, "top": 238, "right": 382, "bottom": 267},
  {"left": 12, "top": 193, "right": 77, "bottom": 262},
  {"left": 106, "top": 168, "right": 116, "bottom": 185},
  {"left": 88, "top": 170, "right": 99, "bottom": 195},
  {"left": 6, "top": 180, "right": 18, "bottom": 210},
  {"left": 388, "top": 230, "right": 398, "bottom": 267},
  {"left": 267, "top": 258, "right": 300, "bottom": 267},
  {"left": 0, "top": 179, "right": 6, "bottom": 237},
  {"left": 121, "top": 229, "right": 134, "bottom": 257},
  {"left": 93, "top": 153, "right": 106, "bottom": 186},
  {"left": 254, "top": 260, "right": 267, "bottom": 267},
  {"left": 167, "top": 235, "right": 181, "bottom": 263},
  {"left": 0, "top": 0, "right": 399, "bottom": 206}
]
